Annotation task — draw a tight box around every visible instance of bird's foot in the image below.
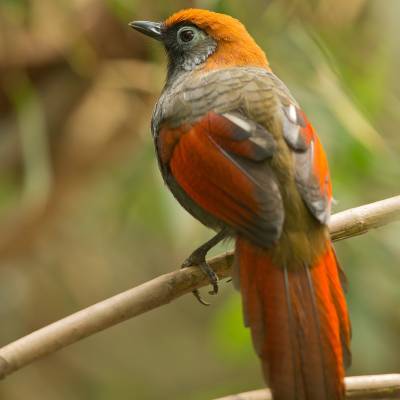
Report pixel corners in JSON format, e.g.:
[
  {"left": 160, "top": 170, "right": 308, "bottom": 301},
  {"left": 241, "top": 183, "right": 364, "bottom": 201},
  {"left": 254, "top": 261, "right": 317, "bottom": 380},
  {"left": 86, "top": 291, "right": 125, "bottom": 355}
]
[{"left": 181, "top": 248, "right": 219, "bottom": 306}]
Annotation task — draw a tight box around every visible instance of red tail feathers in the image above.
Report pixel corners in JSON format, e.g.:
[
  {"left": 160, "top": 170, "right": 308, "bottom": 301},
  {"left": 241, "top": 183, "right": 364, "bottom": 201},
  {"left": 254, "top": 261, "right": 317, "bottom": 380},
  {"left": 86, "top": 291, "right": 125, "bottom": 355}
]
[{"left": 235, "top": 238, "right": 350, "bottom": 400}]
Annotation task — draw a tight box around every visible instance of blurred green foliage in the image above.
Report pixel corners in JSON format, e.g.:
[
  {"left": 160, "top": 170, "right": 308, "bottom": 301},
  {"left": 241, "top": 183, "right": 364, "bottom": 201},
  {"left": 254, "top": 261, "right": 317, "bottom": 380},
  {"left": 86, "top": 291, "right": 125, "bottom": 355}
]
[{"left": 0, "top": 0, "right": 399, "bottom": 399}]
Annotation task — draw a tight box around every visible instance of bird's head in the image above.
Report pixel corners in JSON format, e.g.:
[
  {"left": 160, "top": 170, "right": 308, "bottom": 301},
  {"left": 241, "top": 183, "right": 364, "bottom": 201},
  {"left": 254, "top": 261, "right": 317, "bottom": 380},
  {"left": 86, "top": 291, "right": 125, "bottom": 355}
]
[{"left": 130, "top": 9, "right": 269, "bottom": 81}]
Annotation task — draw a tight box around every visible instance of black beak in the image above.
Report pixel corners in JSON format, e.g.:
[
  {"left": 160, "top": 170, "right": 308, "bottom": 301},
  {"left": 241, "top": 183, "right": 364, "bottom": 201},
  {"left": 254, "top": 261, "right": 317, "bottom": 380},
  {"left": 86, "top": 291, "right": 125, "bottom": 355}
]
[{"left": 129, "top": 21, "right": 163, "bottom": 41}]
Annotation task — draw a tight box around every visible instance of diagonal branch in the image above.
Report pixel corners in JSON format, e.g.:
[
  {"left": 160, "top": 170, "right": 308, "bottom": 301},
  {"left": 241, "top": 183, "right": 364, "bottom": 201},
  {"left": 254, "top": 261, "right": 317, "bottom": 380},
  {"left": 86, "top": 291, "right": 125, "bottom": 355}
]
[
  {"left": 214, "top": 374, "right": 400, "bottom": 399},
  {"left": 0, "top": 195, "right": 400, "bottom": 380}
]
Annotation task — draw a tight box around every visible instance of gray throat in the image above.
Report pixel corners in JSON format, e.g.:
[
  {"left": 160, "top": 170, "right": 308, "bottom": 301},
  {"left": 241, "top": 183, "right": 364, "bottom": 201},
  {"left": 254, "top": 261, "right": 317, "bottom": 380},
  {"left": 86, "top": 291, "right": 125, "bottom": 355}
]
[{"left": 166, "top": 37, "right": 217, "bottom": 85}]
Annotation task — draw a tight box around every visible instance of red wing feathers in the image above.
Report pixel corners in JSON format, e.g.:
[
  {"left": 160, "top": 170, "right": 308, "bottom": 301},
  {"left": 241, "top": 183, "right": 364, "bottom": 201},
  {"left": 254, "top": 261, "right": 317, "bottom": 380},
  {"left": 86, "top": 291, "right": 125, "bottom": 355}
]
[{"left": 158, "top": 112, "right": 283, "bottom": 247}]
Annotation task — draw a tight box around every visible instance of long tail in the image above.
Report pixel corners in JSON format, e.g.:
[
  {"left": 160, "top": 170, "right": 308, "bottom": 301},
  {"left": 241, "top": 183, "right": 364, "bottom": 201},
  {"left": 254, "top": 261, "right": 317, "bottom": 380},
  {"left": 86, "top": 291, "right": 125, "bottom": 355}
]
[{"left": 235, "top": 238, "right": 351, "bottom": 400}]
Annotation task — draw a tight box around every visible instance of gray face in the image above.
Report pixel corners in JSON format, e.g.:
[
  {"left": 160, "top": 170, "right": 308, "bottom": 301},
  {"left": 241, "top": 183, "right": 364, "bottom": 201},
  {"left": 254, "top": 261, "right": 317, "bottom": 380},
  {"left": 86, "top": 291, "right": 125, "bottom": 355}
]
[{"left": 161, "top": 24, "right": 217, "bottom": 82}]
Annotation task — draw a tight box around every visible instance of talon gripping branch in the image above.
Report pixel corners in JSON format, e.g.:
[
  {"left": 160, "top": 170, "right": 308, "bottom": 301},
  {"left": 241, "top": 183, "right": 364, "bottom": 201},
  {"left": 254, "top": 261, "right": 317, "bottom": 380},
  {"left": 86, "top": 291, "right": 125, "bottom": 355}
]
[{"left": 130, "top": 9, "right": 351, "bottom": 400}]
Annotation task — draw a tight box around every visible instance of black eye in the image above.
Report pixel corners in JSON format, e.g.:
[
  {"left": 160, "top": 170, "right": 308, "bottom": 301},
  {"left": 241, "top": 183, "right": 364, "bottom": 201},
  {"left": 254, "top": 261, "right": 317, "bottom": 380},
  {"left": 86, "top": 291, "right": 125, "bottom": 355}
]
[{"left": 179, "top": 29, "right": 195, "bottom": 43}]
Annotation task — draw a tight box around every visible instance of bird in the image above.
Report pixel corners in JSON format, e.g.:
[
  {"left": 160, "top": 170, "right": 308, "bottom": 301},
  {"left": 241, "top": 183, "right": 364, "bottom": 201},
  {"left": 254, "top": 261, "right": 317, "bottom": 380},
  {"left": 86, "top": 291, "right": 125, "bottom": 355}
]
[{"left": 130, "top": 8, "right": 351, "bottom": 400}]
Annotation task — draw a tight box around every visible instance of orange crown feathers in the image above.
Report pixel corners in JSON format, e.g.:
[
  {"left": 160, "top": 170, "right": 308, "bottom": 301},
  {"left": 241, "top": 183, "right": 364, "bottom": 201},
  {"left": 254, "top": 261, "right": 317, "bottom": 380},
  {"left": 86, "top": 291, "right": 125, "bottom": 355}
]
[{"left": 165, "top": 9, "right": 270, "bottom": 70}]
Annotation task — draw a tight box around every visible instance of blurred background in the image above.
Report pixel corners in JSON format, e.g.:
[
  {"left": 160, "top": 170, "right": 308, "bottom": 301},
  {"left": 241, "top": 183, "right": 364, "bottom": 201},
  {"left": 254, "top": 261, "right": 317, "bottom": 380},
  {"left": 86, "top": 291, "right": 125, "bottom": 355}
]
[{"left": 0, "top": 0, "right": 399, "bottom": 399}]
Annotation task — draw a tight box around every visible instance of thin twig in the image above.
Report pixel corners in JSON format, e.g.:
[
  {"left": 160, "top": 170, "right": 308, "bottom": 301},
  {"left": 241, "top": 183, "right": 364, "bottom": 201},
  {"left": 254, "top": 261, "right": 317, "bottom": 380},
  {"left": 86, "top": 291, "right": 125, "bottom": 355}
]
[
  {"left": 330, "top": 195, "right": 400, "bottom": 241},
  {"left": 213, "top": 374, "right": 400, "bottom": 399},
  {"left": 0, "top": 196, "right": 399, "bottom": 380}
]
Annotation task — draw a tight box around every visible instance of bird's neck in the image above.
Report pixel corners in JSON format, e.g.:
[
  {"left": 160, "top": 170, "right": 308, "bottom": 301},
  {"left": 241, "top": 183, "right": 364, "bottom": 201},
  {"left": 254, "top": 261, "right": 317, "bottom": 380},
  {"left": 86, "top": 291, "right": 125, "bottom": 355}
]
[{"left": 203, "top": 40, "right": 270, "bottom": 71}]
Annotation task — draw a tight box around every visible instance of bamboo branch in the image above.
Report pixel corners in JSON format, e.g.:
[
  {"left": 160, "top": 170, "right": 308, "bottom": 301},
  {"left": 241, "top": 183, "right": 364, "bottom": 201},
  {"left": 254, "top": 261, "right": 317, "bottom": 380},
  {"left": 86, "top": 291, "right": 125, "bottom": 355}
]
[
  {"left": 214, "top": 374, "right": 400, "bottom": 399},
  {"left": 0, "top": 196, "right": 399, "bottom": 380}
]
